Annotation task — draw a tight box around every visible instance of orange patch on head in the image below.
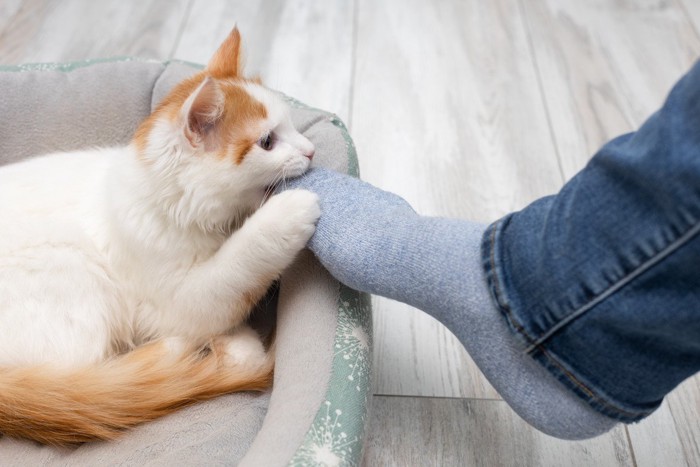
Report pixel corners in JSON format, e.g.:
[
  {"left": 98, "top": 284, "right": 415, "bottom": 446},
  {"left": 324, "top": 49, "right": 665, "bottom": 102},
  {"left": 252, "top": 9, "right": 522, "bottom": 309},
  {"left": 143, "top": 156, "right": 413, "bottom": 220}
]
[
  {"left": 132, "top": 71, "right": 209, "bottom": 155},
  {"left": 132, "top": 74, "right": 268, "bottom": 164},
  {"left": 131, "top": 26, "right": 268, "bottom": 163},
  {"left": 217, "top": 82, "right": 268, "bottom": 164}
]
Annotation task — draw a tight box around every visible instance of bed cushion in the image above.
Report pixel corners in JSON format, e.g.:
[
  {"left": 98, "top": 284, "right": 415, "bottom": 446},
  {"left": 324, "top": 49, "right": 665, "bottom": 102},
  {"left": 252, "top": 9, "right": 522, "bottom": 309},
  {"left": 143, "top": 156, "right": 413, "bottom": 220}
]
[{"left": 0, "top": 58, "right": 371, "bottom": 467}]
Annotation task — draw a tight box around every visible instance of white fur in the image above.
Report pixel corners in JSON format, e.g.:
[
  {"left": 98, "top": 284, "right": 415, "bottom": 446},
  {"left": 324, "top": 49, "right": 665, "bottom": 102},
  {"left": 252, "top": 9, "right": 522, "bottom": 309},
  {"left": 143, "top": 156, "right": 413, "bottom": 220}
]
[{"left": 0, "top": 84, "right": 319, "bottom": 368}]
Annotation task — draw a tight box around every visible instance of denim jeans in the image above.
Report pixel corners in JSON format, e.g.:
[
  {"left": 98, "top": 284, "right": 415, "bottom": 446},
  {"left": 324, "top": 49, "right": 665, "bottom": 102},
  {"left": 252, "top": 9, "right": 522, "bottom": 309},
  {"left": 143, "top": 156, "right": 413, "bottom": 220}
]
[{"left": 483, "top": 61, "right": 700, "bottom": 422}]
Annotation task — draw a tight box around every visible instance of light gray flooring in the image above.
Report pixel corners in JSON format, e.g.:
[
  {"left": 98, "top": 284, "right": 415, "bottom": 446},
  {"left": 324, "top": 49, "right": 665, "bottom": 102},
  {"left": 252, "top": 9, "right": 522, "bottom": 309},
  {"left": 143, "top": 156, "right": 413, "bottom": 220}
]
[{"left": 1, "top": 1, "right": 699, "bottom": 465}]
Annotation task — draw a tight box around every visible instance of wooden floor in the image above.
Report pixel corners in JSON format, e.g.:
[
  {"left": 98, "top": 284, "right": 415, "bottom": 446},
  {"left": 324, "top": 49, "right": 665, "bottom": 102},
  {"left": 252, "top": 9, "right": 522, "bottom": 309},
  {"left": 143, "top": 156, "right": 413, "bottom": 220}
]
[{"left": 2, "top": 0, "right": 699, "bottom": 465}]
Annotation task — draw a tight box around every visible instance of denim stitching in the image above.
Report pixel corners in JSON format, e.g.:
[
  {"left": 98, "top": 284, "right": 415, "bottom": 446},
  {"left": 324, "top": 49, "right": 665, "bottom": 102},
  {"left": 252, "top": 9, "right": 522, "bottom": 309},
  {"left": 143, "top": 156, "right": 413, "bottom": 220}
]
[
  {"left": 486, "top": 219, "right": 540, "bottom": 347},
  {"left": 488, "top": 225, "right": 648, "bottom": 418},
  {"left": 487, "top": 215, "right": 697, "bottom": 421},
  {"left": 526, "top": 218, "right": 700, "bottom": 353},
  {"left": 535, "top": 345, "right": 651, "bottom": 419}
]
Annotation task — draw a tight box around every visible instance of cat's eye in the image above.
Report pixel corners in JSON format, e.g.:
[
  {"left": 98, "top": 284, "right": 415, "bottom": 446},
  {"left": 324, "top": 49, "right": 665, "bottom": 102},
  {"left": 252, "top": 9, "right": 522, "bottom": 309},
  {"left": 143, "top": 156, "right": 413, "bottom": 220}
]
[{"left": 258, "top": 133, "right": 274, "bottom": 151}]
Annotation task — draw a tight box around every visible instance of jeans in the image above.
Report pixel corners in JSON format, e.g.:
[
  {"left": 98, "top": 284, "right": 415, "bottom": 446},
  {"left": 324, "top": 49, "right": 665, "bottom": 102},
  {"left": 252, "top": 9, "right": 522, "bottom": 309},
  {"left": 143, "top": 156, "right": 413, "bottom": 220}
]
[{"left": 483, "top": 61, "right": 700, "bottom": 422}]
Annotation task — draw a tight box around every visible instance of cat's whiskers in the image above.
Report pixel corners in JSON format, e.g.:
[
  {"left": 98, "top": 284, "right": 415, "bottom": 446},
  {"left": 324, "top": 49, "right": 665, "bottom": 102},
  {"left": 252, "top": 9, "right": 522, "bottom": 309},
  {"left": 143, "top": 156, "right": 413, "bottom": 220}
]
[
  {"left": 274, "top": 167, "right": 293, "bottom": 202},
  {"left": 260, "top": 168, "right": 286, "bottom": 208}
]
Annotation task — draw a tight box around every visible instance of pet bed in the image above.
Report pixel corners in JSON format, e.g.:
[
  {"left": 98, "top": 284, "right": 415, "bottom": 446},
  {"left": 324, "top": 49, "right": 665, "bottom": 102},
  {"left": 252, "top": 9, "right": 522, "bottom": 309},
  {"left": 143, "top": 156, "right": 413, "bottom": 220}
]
[{"left": 0, "top": 58, "right": 371, "bottom": 466}]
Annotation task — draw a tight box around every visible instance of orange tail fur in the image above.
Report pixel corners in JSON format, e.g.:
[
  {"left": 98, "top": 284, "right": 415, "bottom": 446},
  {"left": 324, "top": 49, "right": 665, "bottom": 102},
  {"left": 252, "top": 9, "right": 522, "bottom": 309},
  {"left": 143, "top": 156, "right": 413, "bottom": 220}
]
[{"left": 0, "top": 338, "right": 274, "bottom": 445}]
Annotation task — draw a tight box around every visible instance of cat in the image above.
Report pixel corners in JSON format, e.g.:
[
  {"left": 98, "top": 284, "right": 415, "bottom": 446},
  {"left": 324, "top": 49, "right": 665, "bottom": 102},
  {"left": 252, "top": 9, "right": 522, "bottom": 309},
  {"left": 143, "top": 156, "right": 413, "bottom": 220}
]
[{"left": 0, "top": 27, "right": 320, "bottom": 445}]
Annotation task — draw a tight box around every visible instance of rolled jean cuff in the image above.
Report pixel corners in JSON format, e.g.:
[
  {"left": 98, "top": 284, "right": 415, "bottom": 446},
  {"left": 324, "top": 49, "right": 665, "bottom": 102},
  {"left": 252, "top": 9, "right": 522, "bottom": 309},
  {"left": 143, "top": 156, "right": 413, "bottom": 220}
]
[
  {"left": 481, "top": 216, "right": 660, "bottom": 423},
  {"left": 480, "top": 61, "right": 700, "bottom": 424}
]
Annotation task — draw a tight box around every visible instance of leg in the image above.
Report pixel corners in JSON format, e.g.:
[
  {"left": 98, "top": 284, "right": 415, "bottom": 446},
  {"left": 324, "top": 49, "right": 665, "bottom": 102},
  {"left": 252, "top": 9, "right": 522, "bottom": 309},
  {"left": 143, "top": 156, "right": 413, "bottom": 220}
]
[
  {"left": 279, "top": 61, "right": 700, "bottom": 438},
  {"left": 280, "top": 168, "right": 615, "bottom": 439},
  {"left": 483, "top": 62, "right": 700, "bottom": 422}
]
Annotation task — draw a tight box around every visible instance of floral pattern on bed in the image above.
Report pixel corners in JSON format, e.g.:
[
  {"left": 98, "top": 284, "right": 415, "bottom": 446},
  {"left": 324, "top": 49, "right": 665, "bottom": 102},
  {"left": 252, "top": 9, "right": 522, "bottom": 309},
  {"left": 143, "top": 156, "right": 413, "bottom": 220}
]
[{"left": 289, "top": 287, "right": 372, "bottom": 467}]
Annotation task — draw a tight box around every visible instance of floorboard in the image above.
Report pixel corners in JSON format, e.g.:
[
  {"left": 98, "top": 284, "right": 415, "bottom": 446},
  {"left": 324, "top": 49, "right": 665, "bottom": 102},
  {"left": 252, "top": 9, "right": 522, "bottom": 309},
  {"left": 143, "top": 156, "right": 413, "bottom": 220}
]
[
  {"left": 0, "top": 0, "right": 191, "bottom": 64},
  {"left": 627, "top": 375, "right": 700, "bottom": 467},
  {"left": 354, "top": 0, "right": 566, "bottom": 401},
  {"left": 679, "top": 0, "right": 700, "bottom": 39},
  {"left": 371, "top": 300, "right": 500, "bottom": 399},
  {"left": 173, "top": 0, "right": 355, "bottom": 123},
  {"left": 362, "top": 396, "right": 634, "bottom": 467},
  {"left": 520, "top": 0, "right": 700, "bottom": 178}
]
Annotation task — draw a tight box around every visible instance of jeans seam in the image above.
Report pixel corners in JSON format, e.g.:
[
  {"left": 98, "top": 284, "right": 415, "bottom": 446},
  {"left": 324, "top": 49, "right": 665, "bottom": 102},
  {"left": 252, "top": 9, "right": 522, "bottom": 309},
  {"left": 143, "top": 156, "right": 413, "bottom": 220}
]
[
  {"left": 487, "top": 220, "right": 646, "bottom": 419},
  {"left": 534, "top": 345, "right": 652, "bottom": 419},
  {"left": 487, "top": 218, "right": 540, "bottom": 347},
  {"left": 486, "top": 214, "right": 700, "bottom": 421},
  {"left": 526, "top": 217, "right": 700, "bottom": 353}
]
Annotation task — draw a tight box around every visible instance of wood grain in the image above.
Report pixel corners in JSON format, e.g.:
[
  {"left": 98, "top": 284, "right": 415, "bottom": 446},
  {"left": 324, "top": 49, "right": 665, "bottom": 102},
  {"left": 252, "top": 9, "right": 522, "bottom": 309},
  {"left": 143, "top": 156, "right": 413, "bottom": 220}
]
[
  {"left": 520, "top": 0, "right": 700, "bottom": 179},
  {"left": 354, "top": 0, "right": 565, "bottom": 399},
  {"left": 173, "top": 0, "right": 355, "bottom": 123},
  {"left": 363, "top": 396, "right": 634, "bottom": 467},
  {"left": 667, "top": 376, "right": 700, "bottom": 465},
  {"left": 679, "top": 0, "right": 700, "bottom": 37},
  {"left": 0, "top": 0, "right": 191, "bottom": 64},
  {"left": 627, "top": 375, "right": 700, "bottom": 467},
  {"left": 372, "top": 299, "right": 500, "bottom": 399},
  {"left": 354, "top": 0, "right": 564, "bottom": 220},
  {"left": 0, "top": 0, "right": 23, "bottom": 35}
]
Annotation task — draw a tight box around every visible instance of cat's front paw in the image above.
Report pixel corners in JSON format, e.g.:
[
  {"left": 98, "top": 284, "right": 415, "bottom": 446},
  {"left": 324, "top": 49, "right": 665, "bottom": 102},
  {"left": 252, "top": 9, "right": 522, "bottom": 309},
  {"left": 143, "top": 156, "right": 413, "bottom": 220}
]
[{"left": 260, "top": 189, "right": 321, "bottom": 251}]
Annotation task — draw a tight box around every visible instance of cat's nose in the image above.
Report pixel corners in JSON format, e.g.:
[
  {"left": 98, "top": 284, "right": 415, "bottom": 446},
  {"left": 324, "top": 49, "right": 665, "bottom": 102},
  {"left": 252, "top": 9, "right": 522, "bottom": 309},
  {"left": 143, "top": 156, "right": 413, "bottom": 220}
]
[{"left": 304, "top": 148, "right": 315, "bottom": 160}]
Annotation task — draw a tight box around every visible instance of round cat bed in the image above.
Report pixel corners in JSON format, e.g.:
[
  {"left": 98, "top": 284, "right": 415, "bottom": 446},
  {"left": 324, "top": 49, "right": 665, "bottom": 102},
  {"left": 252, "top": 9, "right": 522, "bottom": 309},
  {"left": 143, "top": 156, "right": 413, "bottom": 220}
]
[{"left": 0, "top": 59, "right": 372, "bottom": 466}]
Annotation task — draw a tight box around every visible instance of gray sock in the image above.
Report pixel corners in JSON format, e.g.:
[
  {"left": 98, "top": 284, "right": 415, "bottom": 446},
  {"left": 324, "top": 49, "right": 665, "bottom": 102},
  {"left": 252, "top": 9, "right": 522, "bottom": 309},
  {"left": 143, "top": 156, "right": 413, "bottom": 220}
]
[{"left": 281, "top": 167, "right": 617, "bottom": 439}]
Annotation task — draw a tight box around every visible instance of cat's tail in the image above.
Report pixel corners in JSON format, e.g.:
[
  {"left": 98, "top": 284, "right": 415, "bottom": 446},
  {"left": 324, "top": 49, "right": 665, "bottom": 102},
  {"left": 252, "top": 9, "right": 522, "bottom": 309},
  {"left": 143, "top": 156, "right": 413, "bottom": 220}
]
[{"left": 0, "top": 336, "right": 275, "bottom": 445}]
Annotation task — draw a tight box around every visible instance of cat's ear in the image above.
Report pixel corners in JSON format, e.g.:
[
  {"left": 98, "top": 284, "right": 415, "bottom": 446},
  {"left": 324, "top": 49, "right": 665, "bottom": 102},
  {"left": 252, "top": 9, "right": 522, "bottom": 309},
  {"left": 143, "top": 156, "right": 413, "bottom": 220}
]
[
  {"left": 206, "top": 26, "right": 243, "bottom": 79},
  {"left": 181, "top": 77, "right": 224, "bottom": 149}
]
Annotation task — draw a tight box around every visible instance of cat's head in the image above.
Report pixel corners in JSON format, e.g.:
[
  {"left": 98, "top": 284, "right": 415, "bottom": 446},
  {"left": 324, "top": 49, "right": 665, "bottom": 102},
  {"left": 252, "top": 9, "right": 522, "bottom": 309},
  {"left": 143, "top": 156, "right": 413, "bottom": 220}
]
[{"left": 132, "top": 27, "right": 315, "bottom": 229}]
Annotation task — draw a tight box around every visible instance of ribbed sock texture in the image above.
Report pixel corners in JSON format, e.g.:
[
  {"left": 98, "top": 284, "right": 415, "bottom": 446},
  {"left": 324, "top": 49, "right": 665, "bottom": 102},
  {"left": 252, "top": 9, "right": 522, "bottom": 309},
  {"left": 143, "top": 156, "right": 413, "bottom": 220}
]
[{"left": 280, "top": 167, "right": 617, "bottom": 439}]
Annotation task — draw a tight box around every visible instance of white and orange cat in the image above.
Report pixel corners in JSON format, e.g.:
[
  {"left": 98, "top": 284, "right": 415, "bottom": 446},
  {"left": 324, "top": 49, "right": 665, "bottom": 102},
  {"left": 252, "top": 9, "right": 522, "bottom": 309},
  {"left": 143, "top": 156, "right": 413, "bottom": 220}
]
[{"left": 0, "top": 27, "right": 319, "bottom": 444}]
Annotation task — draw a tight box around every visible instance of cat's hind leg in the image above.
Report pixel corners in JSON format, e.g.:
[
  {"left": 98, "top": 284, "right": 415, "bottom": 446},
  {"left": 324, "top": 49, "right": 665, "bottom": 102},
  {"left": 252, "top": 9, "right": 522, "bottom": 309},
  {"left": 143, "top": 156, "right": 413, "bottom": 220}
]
[{"left": 210, "top": 325, "right": 270, "bottom": 373}]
